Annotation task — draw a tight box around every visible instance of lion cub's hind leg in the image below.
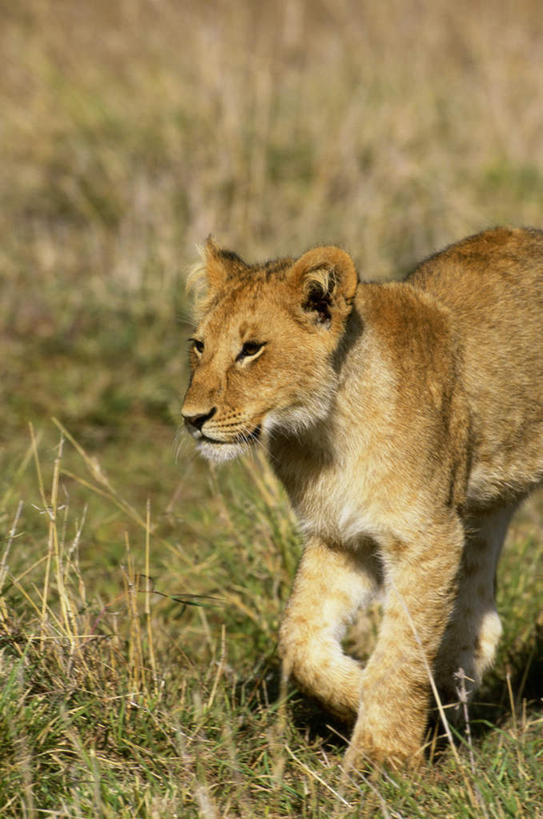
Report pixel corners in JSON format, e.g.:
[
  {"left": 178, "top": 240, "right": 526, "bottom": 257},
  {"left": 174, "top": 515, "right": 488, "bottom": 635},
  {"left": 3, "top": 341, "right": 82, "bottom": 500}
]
[
  {"left": 434, "top": 503, "right": 516, "bottom": 705},
  {"left": 279, "top": 537, "right": 381, "bottom": 722}
]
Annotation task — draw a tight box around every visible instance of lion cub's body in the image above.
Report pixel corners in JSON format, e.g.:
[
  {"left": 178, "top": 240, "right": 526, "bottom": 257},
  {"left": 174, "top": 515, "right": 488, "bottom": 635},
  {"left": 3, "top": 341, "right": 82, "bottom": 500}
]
[{"left": 182, "top": 228, "right": 543, "bottom": 767}]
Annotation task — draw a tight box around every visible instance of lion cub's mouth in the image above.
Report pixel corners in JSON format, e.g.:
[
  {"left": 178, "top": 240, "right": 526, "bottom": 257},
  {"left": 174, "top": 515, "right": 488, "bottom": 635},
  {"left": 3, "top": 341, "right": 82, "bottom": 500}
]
[
  {"left": 199, "top": 426, "right": 261, "bottom": 446},
  {"left": 193, "top": 425, "right": 262, "bottom": 462}
]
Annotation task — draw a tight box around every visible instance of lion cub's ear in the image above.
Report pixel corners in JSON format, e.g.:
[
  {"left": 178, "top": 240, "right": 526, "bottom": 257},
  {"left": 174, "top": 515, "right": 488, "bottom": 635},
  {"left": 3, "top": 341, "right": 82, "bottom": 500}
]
[
  {"left": 187, "top": 237, "right": 248, "bottom": 317},
  {"left": 203, "top": 236, "right": 248, "bottom": 290},
  {"left": 288, "top": 246, "right": 358, "bottom": 329}
]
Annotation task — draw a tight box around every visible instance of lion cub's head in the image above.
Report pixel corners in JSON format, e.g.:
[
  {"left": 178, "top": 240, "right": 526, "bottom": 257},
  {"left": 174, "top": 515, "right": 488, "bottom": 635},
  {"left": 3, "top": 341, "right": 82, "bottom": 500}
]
[{"left": 182, "top": 238, "right": 358, "bottom": 461}]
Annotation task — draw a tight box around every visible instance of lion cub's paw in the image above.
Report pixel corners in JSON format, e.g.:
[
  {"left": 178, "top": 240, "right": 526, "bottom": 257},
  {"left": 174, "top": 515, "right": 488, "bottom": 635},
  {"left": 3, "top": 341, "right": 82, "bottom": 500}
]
[{"left": 344, "top": 725, "right": 424, "bottom": 772}]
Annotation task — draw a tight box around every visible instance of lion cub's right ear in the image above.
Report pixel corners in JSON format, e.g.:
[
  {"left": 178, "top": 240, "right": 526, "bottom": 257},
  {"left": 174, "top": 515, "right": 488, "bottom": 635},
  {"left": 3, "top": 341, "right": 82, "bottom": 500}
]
[
  {"left": 187, "top": 237, "right": 248, "bottom": 317},
  {"left": 287, "top": 246, "right": 359, "bottom": 330}
]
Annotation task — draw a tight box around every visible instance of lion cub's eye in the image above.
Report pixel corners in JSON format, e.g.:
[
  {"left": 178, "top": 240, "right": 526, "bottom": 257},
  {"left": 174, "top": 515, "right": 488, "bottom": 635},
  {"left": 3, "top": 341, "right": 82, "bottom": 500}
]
[
  {"left": 236, "top": 341, "right": 265, "bottom": 362},
  {"left": 190, "top": 338, "right": 204, "bottom": 355}
]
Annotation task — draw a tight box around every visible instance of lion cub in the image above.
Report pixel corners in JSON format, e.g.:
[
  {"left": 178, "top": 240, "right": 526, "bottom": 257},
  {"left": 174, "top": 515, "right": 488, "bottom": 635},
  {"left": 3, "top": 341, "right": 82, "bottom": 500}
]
[{"left": 182, "top": 228, "right": 543, "bottom": 768}]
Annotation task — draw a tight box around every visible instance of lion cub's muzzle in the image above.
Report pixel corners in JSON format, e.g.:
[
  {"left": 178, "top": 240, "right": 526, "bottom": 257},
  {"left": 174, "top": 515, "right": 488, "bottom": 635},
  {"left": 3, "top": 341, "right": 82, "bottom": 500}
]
[
  {"left": 182, "top": 406, "right": 261, "bottom": 448},
  {"left": 182, "top": 406, "right": 217, "bottom": 438}
]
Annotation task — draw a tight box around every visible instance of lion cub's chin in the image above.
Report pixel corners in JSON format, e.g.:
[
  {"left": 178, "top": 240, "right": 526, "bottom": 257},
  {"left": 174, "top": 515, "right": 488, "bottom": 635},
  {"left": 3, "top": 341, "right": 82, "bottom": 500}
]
[{"left": 196, "top": 439, "right": 249, "bottom": 463}]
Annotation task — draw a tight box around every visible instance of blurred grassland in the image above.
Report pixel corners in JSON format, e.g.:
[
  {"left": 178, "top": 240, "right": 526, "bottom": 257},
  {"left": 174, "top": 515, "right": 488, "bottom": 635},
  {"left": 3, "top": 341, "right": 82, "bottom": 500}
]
[{"left": 1, "top": 0, "right": 543, "bottom": 815}]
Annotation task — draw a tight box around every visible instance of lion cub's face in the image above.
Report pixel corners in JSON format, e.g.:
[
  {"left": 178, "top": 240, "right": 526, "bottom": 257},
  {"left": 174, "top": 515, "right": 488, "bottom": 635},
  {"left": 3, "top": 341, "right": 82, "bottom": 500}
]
[{"left": 182, "top": 239, "right": 358, "bottom": 461}]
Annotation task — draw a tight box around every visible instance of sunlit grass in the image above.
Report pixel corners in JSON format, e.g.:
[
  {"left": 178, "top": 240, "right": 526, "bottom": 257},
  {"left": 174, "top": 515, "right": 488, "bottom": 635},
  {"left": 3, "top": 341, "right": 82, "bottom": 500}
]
[{"left": 1, "top": 427, "right": 541, "bottom": 815}]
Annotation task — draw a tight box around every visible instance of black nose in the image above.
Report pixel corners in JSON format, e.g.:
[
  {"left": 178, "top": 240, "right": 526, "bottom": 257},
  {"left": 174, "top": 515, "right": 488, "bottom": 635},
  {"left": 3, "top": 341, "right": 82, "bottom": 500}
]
[{"left": 183, "top": 407, "right": 216, "bottom": 432}]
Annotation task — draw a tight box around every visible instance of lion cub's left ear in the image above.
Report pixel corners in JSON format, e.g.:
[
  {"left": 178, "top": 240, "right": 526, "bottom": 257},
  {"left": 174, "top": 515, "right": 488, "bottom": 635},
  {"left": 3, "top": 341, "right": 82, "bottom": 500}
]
[
  {"left": 203, "top": 236, "right": 249, "bottom": 290},
  {"left": 287, "top": 246, "right": 358, "bottom": 329},
  {"left": 187, "top": 236, "right": 248, "bottom": 318}
]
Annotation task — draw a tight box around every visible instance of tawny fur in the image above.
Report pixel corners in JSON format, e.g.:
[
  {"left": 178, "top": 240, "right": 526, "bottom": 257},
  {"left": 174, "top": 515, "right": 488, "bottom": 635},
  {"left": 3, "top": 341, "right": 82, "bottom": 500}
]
[{"left": 182, "top": 228, "right": 543, "bottom": 769}]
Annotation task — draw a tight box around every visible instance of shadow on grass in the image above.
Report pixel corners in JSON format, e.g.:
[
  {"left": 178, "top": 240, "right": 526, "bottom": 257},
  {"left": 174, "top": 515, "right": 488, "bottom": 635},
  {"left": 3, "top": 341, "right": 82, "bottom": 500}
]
[
  {"left": 233, "top": 655, "right": 350, "bottom": 751},
  {"left": 289, "top": 696, "right": 351, "bottom": 751},
  {"left": 427, "top": 620, "right": 543, "bottom": 761},
  {"left": 469, "top": 620, "right": 543, "bottom": 736}
]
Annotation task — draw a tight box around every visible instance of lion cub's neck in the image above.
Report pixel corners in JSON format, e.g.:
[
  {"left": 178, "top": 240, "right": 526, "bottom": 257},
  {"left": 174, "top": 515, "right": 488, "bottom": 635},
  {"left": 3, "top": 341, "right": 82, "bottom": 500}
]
[
  {"left": 266, "top": 302, "right": 377, "bottom": 537},
  {"left": 267, "top": 306, "right": 366, "bottom": 477},
  {"left": 266, "top": 280, "right": 464, "bottom": 546}
]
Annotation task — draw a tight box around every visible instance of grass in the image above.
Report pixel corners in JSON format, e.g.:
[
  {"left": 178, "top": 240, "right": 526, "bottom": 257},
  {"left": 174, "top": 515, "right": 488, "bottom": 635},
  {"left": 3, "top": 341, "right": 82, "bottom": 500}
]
[{"left": 1, "top": 0, "right": 543, "bottom": 815}]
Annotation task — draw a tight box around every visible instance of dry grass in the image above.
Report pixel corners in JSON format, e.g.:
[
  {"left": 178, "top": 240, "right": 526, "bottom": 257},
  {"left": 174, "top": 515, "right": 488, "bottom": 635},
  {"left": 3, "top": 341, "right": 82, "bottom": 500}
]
[{"left": 1, "top": 0, "right": 543, "bottom": 815}]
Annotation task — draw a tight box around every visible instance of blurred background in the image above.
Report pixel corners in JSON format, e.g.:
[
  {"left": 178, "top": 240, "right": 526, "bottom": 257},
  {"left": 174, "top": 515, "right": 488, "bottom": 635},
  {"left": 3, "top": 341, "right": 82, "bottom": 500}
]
[
  {"left": 4, "top": 0, "right": 543, "bottom": 452},
  {"left": 1, "top": 1, "right": 542, "bottom": 813}
]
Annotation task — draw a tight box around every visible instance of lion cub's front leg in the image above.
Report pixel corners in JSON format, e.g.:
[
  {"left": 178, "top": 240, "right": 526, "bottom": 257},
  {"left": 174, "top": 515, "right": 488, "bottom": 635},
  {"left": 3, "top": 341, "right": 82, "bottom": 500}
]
[
  {"left": 281, "top": 518, "right": 465, "bottom": 766},
  {"left": 346, "top": 515, "right": 465, "bottom": 769},
  {"left": 279, "top": 537, "right": 380, "bottom": 721}
]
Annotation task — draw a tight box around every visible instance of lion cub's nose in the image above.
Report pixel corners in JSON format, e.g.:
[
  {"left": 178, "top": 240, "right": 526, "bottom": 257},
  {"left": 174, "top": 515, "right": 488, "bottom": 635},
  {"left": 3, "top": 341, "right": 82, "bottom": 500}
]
[{"left": 182, "top": 407, "right": 216, "bottom": 432}]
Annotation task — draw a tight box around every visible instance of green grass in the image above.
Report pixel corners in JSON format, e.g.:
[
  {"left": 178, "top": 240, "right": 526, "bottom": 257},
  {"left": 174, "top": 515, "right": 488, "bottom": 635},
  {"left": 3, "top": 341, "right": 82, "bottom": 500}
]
[
  {"left": 2, "top": 431, "right": 541, "bottom": 816},
  {"left": 1, "top": 0, "right": 543, "bottom": 815}
]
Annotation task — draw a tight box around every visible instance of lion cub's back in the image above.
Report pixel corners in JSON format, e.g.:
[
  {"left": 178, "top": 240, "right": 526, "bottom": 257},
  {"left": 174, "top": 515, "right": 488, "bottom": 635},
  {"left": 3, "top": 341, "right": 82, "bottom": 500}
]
[
  {"left": 408, "top": 227, "right": 543, "bottom": 375},
  {"left": 410, "top": 226, "right": 542, "bottom": 304},
  {"left": 410, "top": 227, "right": 543, "bottom": 499}
]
